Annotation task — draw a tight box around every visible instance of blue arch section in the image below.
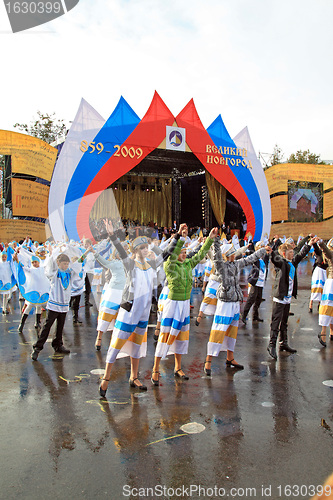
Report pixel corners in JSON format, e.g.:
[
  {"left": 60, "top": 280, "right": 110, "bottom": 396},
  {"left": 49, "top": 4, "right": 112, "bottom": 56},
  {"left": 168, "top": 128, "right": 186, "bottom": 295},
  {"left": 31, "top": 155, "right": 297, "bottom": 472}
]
[
  {"left": 206, "top": 115, "right": 263, "bottom": 241},
  {"left": 64, "top": 96, "right": 140, "bottom": 240}
]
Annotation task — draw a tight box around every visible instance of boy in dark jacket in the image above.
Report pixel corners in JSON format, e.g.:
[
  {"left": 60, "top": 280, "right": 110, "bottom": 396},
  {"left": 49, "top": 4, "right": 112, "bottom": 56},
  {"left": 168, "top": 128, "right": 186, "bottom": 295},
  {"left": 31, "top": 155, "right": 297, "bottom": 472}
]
[{"left": 267, "top": 235, "right": 318, "bottom": 360}]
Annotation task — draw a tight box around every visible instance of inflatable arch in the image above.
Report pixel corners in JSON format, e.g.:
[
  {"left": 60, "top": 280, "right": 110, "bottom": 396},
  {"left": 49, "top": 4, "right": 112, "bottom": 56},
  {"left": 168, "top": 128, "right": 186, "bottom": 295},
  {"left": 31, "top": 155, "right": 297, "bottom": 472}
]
[{"left": 49, "top": 92, "right": 271, "bottom": 242}]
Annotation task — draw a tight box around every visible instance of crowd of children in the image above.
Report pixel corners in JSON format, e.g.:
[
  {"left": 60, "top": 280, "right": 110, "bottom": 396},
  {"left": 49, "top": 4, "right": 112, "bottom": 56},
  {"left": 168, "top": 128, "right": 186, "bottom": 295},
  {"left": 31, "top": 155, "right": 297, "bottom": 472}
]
[{"left": 1, "top": 227, "right": 332, "bottom": 397}]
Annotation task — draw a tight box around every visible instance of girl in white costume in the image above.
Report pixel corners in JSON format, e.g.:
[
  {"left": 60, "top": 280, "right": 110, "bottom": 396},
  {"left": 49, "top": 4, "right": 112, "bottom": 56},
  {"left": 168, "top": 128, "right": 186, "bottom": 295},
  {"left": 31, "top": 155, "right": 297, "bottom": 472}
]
[
  {"left": 201, "top": 253, "right": 213, "bottom": 293},
  {"left": 91, "top": 245, "right": 126, "bottom": 351},
  {"left": 69, "top": 247, "right": 94, "bottom": 325},
  {"left": 0, "top": 247, "right": 16, "bottom": 314},
  {"left": 99, "top": 220, "right": 163, "bottom": 397},
  {"left": 195, "top": 264, "right": 219, "bottom": 326},
  {"left": 196, "top": 246, "right": 248, "bottom": 327},
  {"left": 309, "top": 241, "right": 327, "bottom": 313},
  {"left": 13, "top": 252, "right": 50, "bottom": 332},
  {"left": 318, "top": 238, "right": 333, "bottom": 346}
]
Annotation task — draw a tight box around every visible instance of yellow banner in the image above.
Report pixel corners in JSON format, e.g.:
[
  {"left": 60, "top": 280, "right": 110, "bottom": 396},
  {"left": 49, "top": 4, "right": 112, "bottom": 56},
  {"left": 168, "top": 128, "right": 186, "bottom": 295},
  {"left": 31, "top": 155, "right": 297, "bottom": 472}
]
[
  {"left": 12, "top": 179, "right": 49, "bottom": 218},
  {"left": 324, "top": 190, "right": 333, "bottom": 220},
  {"left": 0, "top": 130, "right": 57, "bottom": 181},
  {"left": 270, "top": 220, "right": 332, "bottom": 241},
  {"left": 270, "top": 195, "right": 288, "bottom": 222},
  {"left": 265, "top": 163, "right": 333, "bottom": 193},
  {"left": 0, "top": 220, "right": 46, "bottom": 243},
  {"left": 266, "top": 163, "right": 333, "bottom": 240}
]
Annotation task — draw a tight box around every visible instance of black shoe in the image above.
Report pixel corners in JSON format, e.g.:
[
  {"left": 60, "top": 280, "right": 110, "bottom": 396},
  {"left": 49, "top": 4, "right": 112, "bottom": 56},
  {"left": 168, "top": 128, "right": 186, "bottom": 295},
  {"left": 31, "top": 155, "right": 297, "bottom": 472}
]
[
  {"left": 153, "top": 334, "right": 159, "bottom": 341},
  {"left": 99, "top": 378, "right": 109, "bottom": 398},
  {"left": 151, "top": 371, "right": 160, "bottom": 386},
  {"left": 204, "top": 360, "right": 211, "bottom": 376},
  {"left": 129, "top": 378, "right": 147, "bottom": 391},
  {"left": 195, "top": 320, "right": 200, "bottom": 326},
  {"left": 261, "top": 298, "right": 266, "bottom": 302},
  {"left": 240, "top": 315, "right": 247, "bottom": 325},
  {"left": 35, "top": 314, "right": 41, "bottom": 330},
  {"left": 279, "top": 344, "right": 297, "bottom": 353},
  {"left": 253, "top": 317, "right": 264, "bottom": 323},
  {"left": 54, "top": 345, "right": 70, "bottom": 354},
  {"left": 153, "top": 330, "right": 159, "bottom": 341},
  {"left": 267, "top": 345, "right": 277, "bottom": 360},
  {"left": 73, "top": 318, "right": 83, "bottom": 324},
  {"left": 308, "top": 308, "right": 312, "bottom": 313},
  {"left": 31, "top": 349, "right": 39, "bottom": 361},
  {"left": 95, "top": 337, "right": 102, "bottom": 351},
  {"left": 85, "top": 302, "right": 93, "bottom": 307},
  {"left": 174, "top": 369, "right": 189, "bottom": 380},
  {"left": 330, "top": 335, "right": 333, "bottom": 342},
  {"left": 226, "top": 359, "right": 244, "bottom": 370},
  {"left": 18, "top": 313, "right": 28, "bottom": 333},
  {"left": 288, "top": 312, "right": 294, "bottom": 316},
  {"left": 318, "top": 333, "right": 327, "bottom": 347}
]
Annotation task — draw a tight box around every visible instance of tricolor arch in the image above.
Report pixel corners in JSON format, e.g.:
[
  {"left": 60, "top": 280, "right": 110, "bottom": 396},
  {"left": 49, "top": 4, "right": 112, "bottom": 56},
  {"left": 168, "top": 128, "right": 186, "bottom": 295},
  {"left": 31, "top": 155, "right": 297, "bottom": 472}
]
[{"left": 49, "top": 92, "right": 271, "bottom": 242}]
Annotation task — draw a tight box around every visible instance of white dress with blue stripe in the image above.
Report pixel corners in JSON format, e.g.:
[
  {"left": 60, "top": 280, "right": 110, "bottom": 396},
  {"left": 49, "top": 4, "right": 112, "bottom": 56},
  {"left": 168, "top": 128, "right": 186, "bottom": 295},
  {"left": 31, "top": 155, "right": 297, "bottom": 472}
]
[
  {"left": 154, "top": 298, "right": 191, "bottom": 358},
  {"left": 207, "top": 301, "right": 240, "bottom": 355},
  {"left": 311, "top": 267, "right": 327, "bottom": 302},
  {"left": 105, "top": 261, "right": 154, "bottom": 363},
  {"left": 319, "top": 278, "right": 333, "bottom": 326}
]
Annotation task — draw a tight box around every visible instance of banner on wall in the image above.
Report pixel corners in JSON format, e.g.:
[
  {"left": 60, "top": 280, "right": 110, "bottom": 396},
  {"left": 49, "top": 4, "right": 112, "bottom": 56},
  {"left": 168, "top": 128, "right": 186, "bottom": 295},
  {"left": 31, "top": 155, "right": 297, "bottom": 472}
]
[
  {"left": 12, "top": 178, "right": 49, "bottom": 218},
  {"left": 265, "top": 163, "right": 333, "bottom": 240},
  {"left": 0, "top": 220, "right": 46, "bottom": 243},
  {"left": 265, "top": 163, "right": 333, "bottom": 222},
  {"left": 0, "top": 130, "right": 57, "bottom": 181}
]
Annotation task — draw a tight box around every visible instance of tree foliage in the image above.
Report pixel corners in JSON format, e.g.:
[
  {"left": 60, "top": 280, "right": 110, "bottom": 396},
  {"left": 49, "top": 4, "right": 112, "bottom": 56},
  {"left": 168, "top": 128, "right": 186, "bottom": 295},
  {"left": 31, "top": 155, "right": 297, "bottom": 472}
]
[
  {"left": 14, "top": 111, "right": 67, "bottom": 144},
  {"left": 270, "top": 144, "right": 284, "bottom": 166},
  {"left": 287, "top": 149, "right": 324, "bottom": 164}
]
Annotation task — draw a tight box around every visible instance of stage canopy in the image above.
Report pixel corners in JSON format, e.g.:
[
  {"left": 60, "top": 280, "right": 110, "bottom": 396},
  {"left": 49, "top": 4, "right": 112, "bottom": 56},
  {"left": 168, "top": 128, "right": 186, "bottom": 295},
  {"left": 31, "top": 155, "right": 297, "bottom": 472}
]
[{"left": 48, "top": 92, "right": 271, "bottom": 242}]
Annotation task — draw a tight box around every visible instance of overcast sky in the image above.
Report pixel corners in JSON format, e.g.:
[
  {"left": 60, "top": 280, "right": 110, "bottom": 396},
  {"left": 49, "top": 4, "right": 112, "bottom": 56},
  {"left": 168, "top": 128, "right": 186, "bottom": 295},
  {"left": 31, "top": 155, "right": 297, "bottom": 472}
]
[{"left": 1, "top": 0, "right": 332, "bottom": 162}]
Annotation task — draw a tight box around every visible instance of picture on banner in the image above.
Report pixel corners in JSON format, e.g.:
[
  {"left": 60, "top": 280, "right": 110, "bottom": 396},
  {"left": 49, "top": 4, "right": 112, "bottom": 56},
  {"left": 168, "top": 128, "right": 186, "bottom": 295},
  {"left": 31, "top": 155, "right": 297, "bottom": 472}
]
[{"left": 288, "top": 180, "right": 323, "bottom": 223}]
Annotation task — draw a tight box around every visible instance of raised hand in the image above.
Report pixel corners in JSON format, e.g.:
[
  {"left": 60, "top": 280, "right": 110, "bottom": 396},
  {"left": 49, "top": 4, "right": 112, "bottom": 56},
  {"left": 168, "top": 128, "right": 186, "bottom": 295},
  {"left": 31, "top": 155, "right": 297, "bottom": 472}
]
[
  {"left": 178, "top": 223, "right": 188, "bottom": 235},
  {"left": 103, "top": 218, "right": 114, "bottom": 236},
  {"left": 209, "top": 227, "right": 219, "bottom": 239},
  {"left": 309, "top": 236, "right": 320, "bottom": 246}
]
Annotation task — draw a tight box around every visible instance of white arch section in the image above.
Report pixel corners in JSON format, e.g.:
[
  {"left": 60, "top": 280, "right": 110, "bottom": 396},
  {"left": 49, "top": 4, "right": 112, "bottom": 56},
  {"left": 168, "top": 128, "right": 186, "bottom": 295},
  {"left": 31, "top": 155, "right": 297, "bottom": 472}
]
[
  {"left": 233, "top": 126, "right": 271, "bottom": 241},
  {"left": 48, "top": 98, "right": 105, "bottom": 242}
]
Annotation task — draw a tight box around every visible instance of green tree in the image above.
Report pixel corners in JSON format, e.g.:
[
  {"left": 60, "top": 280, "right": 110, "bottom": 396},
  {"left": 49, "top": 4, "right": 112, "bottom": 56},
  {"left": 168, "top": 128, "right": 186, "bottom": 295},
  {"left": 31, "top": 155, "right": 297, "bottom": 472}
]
[
  {"left": 14, "top": 111, "right": 67, "bottom": 144},
  {"left": 287, "top": 149, "right": 324, "bottom": 164},
  {"left": 270, "top": 144, "right": 284, "bottom": 166}
]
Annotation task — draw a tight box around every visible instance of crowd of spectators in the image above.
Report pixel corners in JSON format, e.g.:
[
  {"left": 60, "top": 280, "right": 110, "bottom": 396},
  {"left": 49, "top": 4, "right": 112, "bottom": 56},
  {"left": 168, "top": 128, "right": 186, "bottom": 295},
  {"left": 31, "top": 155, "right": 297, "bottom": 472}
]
[{"left": 88, "top": 217, "right": 211, "bottom": 242}]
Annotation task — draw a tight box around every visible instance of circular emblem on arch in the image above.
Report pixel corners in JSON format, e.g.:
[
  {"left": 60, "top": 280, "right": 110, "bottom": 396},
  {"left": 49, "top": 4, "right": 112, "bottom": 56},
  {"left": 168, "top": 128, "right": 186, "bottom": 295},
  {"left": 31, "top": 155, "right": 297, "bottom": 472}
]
[{"left": 169, "top": 130, "right": 183, "bottom": 147}]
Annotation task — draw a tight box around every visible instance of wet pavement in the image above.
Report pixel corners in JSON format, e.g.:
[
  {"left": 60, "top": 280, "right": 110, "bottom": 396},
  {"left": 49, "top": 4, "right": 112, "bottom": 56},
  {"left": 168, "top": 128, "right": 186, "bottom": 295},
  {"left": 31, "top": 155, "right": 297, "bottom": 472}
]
[{"left": 1, "top": 257, "right": 333, "bottom": 500}]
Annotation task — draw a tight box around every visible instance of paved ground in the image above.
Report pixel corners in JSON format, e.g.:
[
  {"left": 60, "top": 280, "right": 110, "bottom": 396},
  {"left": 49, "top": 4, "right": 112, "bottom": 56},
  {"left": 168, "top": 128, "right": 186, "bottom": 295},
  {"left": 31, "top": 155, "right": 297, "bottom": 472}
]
[{"left": 1, "top": 257, "right": 333, "bottom": 500}]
